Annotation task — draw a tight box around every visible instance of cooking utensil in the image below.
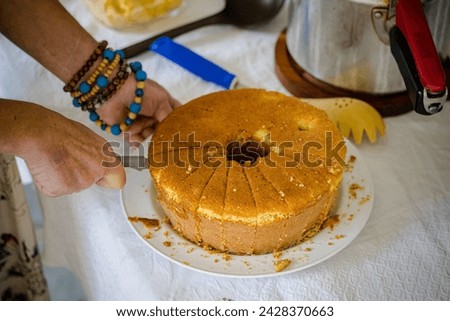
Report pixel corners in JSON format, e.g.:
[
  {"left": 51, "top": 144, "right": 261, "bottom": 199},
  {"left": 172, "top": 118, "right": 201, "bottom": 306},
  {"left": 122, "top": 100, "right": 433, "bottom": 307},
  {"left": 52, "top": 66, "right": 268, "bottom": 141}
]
[
  {"left": 122, "top": 0, "right": 285, "bottom": 59},
  {"left": 149, "top": 36, "right": 385, "bottom": 143},
  {"left": 300, "top": 97, "right": 385, "bottom": 144},
  {"left": 286, "top": 0, "right": 448, "bottom": 115},
  {"left": 118, "top": 155, "right": 147, "bottom": 171}
]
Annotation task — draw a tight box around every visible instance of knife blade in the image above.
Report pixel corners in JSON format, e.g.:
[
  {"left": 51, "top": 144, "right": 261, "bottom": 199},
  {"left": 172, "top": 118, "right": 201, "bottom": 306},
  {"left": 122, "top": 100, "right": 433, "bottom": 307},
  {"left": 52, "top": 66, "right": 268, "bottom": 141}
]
[{"left": 116, "top": 154, "right": 148, "bottom": 171}]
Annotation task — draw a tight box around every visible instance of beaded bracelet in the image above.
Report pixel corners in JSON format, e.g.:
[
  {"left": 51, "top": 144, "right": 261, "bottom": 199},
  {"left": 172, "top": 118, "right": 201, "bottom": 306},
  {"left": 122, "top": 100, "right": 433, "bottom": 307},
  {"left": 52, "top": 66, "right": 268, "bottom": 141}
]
[
  {"left": 63, "top": 40, "right": 108, "bottom": 93},
  {"left": 73, "top": 50, "right": 125, "bottom": 104},
  {"left": 67, "top": 42, "right": 147, "bottom": 136},
  {"left": 83, "top": 63, "right": 130, "bottom": 112},
  {"left": 70, "top": 52, "right": 111, "bottom": 98},
  {"left": 88, "top": 61, "right": 146, "bottom": 136}
]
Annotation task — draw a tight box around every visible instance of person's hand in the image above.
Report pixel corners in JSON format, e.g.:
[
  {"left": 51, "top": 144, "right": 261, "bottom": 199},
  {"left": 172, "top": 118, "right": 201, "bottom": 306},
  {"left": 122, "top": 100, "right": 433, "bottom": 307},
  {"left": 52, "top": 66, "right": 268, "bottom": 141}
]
[
  {"left": 20, "top": 105, "right": 125, "bottom": 197},
  {"left": 97, "top": 76, "right": 181, "bottom": 145}
]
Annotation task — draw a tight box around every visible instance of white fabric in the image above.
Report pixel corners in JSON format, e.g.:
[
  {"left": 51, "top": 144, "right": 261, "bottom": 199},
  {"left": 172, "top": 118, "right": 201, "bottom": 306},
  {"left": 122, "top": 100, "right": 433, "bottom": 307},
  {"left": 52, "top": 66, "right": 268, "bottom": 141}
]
[{"left": 0, "top": 0, "right": 449, "bottom": 300}]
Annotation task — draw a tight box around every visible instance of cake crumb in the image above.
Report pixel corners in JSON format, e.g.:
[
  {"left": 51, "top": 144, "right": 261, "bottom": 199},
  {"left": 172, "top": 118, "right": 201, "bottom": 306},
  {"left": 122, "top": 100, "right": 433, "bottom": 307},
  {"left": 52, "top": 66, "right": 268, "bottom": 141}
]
[
  {"left": 182, "top": 261, "right": 190, "bottom": 266},
  {"left": 304, "top": 247, "right": 312, "bottom": 252},
  {"left": 272, "top": 251, "right": 283, "bottom": 259},
  {"left": 328, "top": 242, "right": 334, "bottom": 246},
  {"left": 348, "top": 214, "right": 354, "bottom": 221},
  {"left": 359, "top": 194, "right": 371, "bottom": 205},
  {"left": 279, "top": 191, "right": 285, "bottom": 198},
  {"left": 186, "top": 247, "right": 195, "bottom": 254},
  {"left": 163, "top": 231, "right": 170, "bottom": 237},
  {"left": 349, "top": 183, "right": 364, "bottom": 199},
  {"left": 345, "top": 155, "right": 357, "bottom": 172},
  {"left": 321, "top": 214, "right": 340, "bottom": 231},
  {"left": 334, "top": 234, "right": 345, "bottom": 240},
  {"left": 222, "top": 254, "right": 232, "bottom": 261},
  {"left": 128, "top": 216, "right": 160, "bottom": 229},
  {"left": 143, "top": 232, "right": 153, "bottom": 239},
  {"left": 274, "top": 259, "right": 291, "bottom": 272},
  {"left": 163, "top": 241, "right": 172, "bottom": 247},
  {"left": 214, "top": 259, "right": 219, "bottom": 263}
]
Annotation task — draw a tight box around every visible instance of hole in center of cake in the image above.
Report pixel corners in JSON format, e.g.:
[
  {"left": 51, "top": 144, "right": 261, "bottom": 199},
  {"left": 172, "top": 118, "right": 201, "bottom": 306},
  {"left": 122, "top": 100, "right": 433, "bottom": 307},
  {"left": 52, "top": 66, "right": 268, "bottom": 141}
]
[{"left": 226, "top": 140, "right": 270, "bottom": 165}]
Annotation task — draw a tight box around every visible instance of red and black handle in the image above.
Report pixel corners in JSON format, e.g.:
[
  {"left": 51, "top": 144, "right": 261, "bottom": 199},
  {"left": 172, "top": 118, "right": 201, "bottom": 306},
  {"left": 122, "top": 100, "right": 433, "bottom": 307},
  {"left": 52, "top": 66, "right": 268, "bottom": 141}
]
[{"left": 390, "top": 0, "right": 448, "bottom": 115}]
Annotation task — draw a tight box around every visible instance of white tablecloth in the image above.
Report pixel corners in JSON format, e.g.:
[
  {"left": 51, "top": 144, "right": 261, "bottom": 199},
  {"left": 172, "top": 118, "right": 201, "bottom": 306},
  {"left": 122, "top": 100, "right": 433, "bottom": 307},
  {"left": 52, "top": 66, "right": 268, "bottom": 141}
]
[{"left": 1, "top": 0, "right": 449, "bottom": 300}]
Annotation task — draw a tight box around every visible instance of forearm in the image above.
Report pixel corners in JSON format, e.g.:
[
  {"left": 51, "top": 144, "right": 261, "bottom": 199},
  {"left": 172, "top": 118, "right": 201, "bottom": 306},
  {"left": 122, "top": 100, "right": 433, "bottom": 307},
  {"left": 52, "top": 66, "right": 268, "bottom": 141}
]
[
  {"left": 0, "top": 0, "right": 97, "bottom": 83},
  {"left": 0, "top": 99, "right": 52, "bottom": 157},
  {"left": 0, "top": 99, "right": 126, "bottom": 196}
]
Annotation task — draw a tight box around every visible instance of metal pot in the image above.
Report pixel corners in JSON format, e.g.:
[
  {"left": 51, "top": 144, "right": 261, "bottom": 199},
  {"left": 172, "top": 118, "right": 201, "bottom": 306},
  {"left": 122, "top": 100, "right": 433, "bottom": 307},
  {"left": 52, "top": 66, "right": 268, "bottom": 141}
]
[{"left": 286, "top": 0, "right": 449, "bottom": 115}]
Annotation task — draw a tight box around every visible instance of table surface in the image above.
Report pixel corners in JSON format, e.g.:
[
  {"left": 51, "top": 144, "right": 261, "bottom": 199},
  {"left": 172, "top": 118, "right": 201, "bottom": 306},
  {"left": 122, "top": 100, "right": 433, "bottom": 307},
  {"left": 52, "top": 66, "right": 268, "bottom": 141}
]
[{"left": 1, "top": 0, "right": 449, "bottom": 300}]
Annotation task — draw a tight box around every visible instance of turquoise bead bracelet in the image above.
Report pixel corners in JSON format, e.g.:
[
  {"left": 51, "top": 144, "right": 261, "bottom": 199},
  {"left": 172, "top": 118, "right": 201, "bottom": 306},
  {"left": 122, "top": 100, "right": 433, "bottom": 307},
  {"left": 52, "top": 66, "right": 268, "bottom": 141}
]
[
  {"left": 72, "top": 49, "right": 124, "bottom": 105},
  {"left": 67, "top": 43, "right": 147, "bottom": 136},
  {"left": 88, "top": 60, "right": 146, "bottom": 136}
]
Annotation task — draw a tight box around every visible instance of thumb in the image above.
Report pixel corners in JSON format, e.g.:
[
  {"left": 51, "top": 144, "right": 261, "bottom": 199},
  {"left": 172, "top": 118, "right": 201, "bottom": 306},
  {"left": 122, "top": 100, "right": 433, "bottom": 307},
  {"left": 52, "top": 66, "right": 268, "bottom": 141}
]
[
  {"left": 96, "top": 141, "right": 126, "bottom": 189},
  {"left": 96, "top": 164, "right": 126, "bottom": 189}
]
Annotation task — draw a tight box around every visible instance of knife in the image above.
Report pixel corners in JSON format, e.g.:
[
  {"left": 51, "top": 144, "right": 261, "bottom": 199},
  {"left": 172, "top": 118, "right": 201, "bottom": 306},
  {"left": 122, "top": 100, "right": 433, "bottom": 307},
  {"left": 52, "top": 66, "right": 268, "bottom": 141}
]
[{"left": 116, "top": 154, "right": 148, "bottom": 171}]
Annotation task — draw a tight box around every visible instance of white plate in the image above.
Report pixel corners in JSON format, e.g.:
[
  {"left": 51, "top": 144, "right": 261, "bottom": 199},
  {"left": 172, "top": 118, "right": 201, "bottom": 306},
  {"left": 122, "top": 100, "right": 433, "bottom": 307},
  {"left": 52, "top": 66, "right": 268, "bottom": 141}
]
[{"left": 121, "top": 141, "right": 374, "bottom": 278}]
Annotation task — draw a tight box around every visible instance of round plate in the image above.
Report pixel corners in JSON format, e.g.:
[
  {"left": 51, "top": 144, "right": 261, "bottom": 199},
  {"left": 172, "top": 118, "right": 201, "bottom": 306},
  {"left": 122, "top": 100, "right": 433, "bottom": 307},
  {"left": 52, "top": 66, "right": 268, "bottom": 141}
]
[{"left": 120, "top": 141, "right": 374, "bottom": 278}]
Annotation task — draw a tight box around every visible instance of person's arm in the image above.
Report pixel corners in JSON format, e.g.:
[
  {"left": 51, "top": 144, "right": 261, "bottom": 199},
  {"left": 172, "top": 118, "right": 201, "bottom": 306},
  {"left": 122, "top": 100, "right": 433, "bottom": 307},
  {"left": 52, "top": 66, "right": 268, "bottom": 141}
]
[
  {"left": 0, "top": 0, "right": 180, "bottom": 144},
  {"left": 0, "top": 0, "right": 97, "bottom": 83},
  {"left": 0, "top": 99, "right": 125, "bottom": 196}
]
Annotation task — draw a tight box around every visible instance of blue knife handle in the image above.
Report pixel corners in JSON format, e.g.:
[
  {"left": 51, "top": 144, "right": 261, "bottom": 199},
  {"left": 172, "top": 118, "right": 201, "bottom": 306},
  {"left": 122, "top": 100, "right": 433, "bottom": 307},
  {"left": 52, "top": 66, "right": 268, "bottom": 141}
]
[{"left": 149, "top": 36, "right": 237, "bottom": 89}]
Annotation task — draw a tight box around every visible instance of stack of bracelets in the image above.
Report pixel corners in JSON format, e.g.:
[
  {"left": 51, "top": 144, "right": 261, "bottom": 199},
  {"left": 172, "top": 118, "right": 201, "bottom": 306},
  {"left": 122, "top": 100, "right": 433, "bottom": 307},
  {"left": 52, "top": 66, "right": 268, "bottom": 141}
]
[{"left": 63, "top": 40, "right": 146, "bottom": 136}]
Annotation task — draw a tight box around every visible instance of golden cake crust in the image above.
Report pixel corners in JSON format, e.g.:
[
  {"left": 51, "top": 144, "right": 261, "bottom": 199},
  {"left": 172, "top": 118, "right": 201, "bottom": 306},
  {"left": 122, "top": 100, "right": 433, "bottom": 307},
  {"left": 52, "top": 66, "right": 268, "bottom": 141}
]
[{"left": 149, "top": 89, "right": 346, "bottom": 255}]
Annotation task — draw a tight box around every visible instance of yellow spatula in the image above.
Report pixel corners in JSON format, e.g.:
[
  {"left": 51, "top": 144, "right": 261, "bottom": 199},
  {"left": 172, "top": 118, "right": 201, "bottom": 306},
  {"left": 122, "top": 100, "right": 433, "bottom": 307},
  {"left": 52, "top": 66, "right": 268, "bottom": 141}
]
[
  {"left": 301, "top": 97, "right": 385, "bottom": 144},
  {"left": 150, "top": 37, "right": 386, "bottom": 143}
]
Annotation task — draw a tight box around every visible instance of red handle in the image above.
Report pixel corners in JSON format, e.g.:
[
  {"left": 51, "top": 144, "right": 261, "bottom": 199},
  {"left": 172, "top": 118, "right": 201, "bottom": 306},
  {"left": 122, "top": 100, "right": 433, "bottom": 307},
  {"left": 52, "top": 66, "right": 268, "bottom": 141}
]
[{"left": 396, "top": 0, "right": 446, "bottom": 93}]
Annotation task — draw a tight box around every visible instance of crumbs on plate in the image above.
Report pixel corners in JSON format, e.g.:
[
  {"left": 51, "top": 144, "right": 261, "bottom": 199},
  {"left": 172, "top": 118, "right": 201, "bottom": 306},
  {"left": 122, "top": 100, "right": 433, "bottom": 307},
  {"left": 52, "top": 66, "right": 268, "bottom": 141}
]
[
  {"left": 272, "top": 251, "right": 283, "bottom": 259},
  {"left": 321, "top": 214, "right": 340, "bottom": 231},
  {"left": 345, "top": 155, "right": 357, "bottom": 172},
  {"left": 359, "top": 194, "right": 371, "bottom": 205},
  {"left": 349, "top": 183, "right": 364, "bottom": 199},
  {"left": 274, "top": 259, "right": 291, "bottom": 272},
  {"left": 128, "top": 216, "right": 160, "bottom": 229}
]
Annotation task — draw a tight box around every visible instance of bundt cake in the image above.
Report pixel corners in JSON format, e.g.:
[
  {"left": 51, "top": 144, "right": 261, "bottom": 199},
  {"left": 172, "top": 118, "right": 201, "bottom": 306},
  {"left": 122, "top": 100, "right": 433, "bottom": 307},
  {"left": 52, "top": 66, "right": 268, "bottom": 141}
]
[{"left": 149, "top": 89, "right": 346, "bottom": 255}]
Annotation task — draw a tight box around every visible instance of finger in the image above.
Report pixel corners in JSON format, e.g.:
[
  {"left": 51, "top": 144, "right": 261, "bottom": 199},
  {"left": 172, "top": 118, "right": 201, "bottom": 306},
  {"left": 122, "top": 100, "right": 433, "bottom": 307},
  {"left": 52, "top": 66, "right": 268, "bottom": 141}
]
[
  {"left": 154, "top": 101, "right": 174, "bottom": 122},
  {"left": 95, "top": 148, "right": 126, "bottom": 189},
  {"left": 127, "top": 133, "right": 145, "bottom": 145},
  {"left": 141, "top": 127, "right": 154, "bottom": 139},
  {"left": 170, "top": 96, "right": 182, "bottom": 108},
  {"left": 96, "top": 164, "right": 126, "bottom": 189},
  {"left": 128, "top": 116, "right": 157, "bottom": 132}
]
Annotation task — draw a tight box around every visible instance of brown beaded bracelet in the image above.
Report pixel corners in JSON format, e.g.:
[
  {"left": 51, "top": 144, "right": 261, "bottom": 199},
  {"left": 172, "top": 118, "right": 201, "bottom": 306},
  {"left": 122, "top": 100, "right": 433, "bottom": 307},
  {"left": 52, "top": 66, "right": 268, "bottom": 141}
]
[
  {"left": 63, "top": 40, "right": 108, "bottom": 93},
  {"left": 76, "top": 52, "right": 123, "bottom": 103},
  {"left": 82, "top": 63, "right": 130, "bottom": 112}
]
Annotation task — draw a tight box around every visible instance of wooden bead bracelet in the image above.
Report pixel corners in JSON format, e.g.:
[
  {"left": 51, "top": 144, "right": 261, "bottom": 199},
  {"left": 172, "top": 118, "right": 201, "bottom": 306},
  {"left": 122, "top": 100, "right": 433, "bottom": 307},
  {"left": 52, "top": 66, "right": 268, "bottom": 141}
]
[
  {"left": 88, "top": 61, "right": 146, "bottom": 136},
  {"left": 65, "top": 41, "right": 146, "bottom": 136},
  {"left": 63, "top": 40, "right": 108, "bottom": 93}
]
